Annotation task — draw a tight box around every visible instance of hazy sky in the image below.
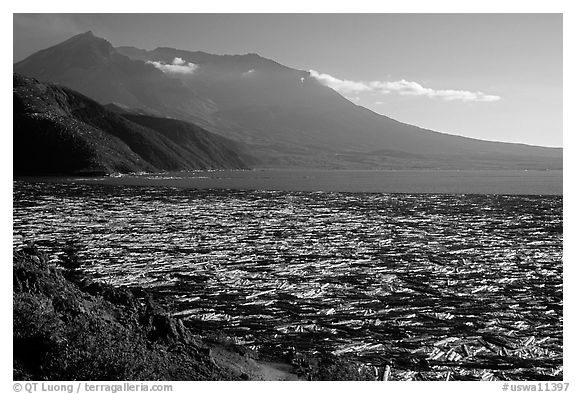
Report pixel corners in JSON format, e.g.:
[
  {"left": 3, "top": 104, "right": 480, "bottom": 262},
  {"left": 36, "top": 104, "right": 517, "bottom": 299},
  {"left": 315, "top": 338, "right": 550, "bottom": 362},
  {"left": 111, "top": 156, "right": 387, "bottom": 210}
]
[{"left": 13, "top": 13, "right": 562, "bottom": 147}]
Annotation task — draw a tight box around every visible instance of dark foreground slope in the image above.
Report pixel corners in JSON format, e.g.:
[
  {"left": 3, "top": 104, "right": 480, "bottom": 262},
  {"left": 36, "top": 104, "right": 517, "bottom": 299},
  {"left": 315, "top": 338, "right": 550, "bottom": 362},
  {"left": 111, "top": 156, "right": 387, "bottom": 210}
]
[
  {"left": 13, "top": 73, "right": 252, "bottom": 176},
  {"left": 13, "top": 244, "right": 293, "bottom": 380}
]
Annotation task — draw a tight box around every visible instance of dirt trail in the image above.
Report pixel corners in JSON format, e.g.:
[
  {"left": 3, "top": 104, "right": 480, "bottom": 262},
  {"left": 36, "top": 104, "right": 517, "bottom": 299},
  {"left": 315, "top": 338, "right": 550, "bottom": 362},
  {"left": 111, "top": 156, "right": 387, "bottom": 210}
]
[{"left": 209, "top": 346, "right": 301, "bottom": 381}]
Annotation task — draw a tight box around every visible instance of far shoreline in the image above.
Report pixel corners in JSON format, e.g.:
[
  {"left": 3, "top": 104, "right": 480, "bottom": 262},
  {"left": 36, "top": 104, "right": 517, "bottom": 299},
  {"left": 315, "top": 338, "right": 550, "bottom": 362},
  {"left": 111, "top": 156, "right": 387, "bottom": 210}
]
[{"left": 14, "top": 168, "right": 563, "bottom": 196}]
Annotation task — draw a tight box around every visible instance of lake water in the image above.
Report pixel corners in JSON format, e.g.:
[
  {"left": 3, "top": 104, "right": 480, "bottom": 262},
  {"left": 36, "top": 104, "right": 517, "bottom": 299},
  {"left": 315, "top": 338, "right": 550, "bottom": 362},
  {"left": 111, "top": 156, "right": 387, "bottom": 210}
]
[
  {"left": 19, "top": 169, "right": 563, "bottom": 195},
  {"left": 12, "top": 178, "right": 563, "bottom": 380}
]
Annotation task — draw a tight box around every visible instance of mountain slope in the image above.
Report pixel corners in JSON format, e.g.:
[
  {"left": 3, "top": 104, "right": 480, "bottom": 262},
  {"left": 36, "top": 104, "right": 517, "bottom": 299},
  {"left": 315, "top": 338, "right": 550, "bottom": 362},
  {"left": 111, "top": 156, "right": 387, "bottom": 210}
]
[
  {"left": 13, "top": 73, "right": 251, "bottom": 175},
  {"left": 15, "top": 32, "right": 562, "bottom": 170},
  {"left": 120, "top": 114, "right": 255, "bottom": 169},
  {"left": 15, "top": 32, "right": 217, "bottom": 123},
  {"left": 115, "top": 45, "right": 562, "bottom": 169}
]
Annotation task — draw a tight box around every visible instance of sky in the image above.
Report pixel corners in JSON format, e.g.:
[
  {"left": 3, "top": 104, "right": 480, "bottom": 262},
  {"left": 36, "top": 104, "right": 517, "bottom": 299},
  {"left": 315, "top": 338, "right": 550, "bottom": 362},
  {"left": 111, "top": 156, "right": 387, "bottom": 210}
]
[{"left": 13, "top": 13, "right": 563, "bottom": 147}]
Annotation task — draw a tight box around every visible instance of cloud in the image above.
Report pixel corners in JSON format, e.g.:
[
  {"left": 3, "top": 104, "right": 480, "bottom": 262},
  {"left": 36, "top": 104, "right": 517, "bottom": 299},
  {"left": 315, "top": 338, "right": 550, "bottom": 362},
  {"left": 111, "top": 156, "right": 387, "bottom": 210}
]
[
  {"left": 172, "top": 57, "right": 186, "bottom": 66},
  {"left": 147, "top": 57, "right": 198, "bottom": 75},
  {"left": 370, "top": 79, "right": 501, "bottom": 102},
  {"left": 309, "top": 70, "right": 372, "bottom": 93},
  {"left": 309, "top": 70, "right": 501, "bottom": 103}
]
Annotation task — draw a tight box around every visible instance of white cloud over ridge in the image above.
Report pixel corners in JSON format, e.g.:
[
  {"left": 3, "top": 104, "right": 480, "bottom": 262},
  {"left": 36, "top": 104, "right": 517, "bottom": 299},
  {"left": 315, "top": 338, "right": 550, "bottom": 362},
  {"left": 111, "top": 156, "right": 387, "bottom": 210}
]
[
  {"left": 147, "top": 57, "right": 198, "bottom": 74},
  {"left": 309, "top": 70, "right": 500, "bottom": 103},
  {"left": 308, "top": 70, "right": 372, "bottom": 93}
]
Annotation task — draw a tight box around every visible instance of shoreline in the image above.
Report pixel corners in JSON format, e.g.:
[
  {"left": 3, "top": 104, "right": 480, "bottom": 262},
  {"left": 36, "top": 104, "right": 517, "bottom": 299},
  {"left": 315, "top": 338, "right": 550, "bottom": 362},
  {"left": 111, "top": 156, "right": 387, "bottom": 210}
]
[{"left": 14, "top": 168, "right": 564, "bottom": 196}]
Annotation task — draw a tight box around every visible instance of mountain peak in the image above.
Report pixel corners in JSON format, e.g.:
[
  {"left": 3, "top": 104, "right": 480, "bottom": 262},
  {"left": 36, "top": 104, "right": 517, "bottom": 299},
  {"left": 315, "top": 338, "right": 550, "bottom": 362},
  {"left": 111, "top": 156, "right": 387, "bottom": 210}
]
[
  {"left": 75, "top": 30, "right": 95, "bottom": 37},
  {"left": 15, "top": 31, "right": 116, "bottom": 69},
  {"left": 61, "top": 30, "right": 107, "bottom": 45}
]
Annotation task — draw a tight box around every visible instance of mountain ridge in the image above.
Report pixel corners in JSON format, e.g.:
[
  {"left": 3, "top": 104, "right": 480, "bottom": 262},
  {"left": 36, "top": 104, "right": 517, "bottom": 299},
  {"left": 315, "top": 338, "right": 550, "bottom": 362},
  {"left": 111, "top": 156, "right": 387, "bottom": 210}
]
[
  {"left": 14, "top": 32, "right": 562, "bottom": 170},
  {"left": 13, "top": 73, "right": 253, "bottom": 175}
]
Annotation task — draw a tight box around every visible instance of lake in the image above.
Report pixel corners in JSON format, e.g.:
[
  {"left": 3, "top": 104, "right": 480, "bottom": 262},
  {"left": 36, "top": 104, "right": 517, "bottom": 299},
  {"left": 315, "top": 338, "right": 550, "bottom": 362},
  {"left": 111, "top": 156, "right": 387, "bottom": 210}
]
[
  {"left": 17, "top": 169, "right": 563, "bottom": 195},
  {"left": 12, "top": 178, "right": 563, "bottom": 380}
]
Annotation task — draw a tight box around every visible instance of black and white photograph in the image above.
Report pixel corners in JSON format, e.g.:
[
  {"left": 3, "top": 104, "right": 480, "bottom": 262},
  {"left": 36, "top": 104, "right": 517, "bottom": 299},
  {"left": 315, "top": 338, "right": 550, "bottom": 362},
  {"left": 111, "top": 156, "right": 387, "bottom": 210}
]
[{"left": 8, "top": 8, "right": 569, "bottom": 388}]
